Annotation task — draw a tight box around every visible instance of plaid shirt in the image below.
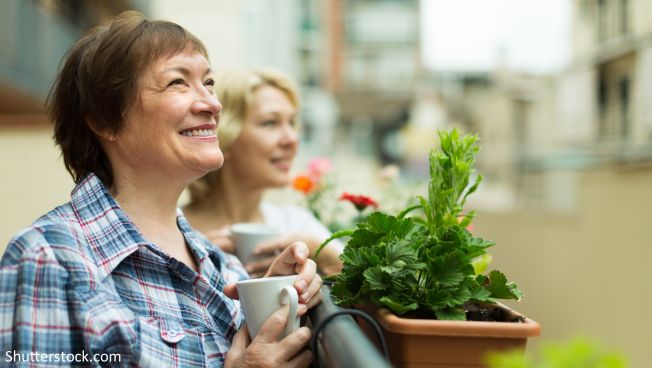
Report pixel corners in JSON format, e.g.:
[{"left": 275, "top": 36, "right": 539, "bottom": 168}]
[{"left": 0, "top": 173, "right": 248, "bottom": 367}]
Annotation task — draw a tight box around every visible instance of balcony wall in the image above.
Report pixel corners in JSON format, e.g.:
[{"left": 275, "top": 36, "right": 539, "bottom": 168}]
[{"left": 474, "top": 166, "right": 652, "bottom": 368}]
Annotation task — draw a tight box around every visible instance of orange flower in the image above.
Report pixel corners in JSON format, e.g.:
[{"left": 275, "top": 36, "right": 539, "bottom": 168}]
[{"left": 293, "top": 175, "right": 315, "bottom": 194}]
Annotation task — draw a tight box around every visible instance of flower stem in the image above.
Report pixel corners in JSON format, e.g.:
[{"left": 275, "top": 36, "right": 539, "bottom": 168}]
[{"left": 313, "top": 229, "right": 354, "bottom": 260}]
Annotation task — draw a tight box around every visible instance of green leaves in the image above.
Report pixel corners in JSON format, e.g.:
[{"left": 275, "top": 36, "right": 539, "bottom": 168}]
[
  {"left": 472, "top": 254, "right": 493, "bottom": 275},
  {"left": 425, "top": 129, "right": 483, "bottom": 231},
  {"left": 330, "top": 129, "right": 523, "bottom": 321},
  {"left": 427, "top": 250, "right": 469, "bottom": 287},
  {"left": 486, "top": 337, "right": 629, "bottom": 368},
  {"left": 435, "top": 308, "right": 467, "bottom": 321},
  {"left": 485, "top": 270, "right": 523, "bottom": 300},
  {"left": 364, "top": 267, "right": 391, "bottom": 290},
  {"left": 380, "top": 296, "right": 419, "bottom": 314},
  {"left": 427, "top": 285, "right": 471, "bottom": 308}
]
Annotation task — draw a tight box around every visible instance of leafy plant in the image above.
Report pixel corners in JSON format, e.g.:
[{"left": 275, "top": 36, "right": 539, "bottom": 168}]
[
  {"left": 485, "top": 337, "right": 628, "bottom": 368},
  {"left": 316, "top": 129, "right": 522, "bottom": 320}
]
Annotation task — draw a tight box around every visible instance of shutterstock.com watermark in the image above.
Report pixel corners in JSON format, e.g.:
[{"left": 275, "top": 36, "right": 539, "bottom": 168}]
[{"left": 4, "top": 350, "right": 121, "bottom": 366}]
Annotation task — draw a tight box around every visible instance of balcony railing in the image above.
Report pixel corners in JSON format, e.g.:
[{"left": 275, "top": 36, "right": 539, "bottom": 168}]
[{"left": 308, "top": 284, "right": 391, "bottom": 368}]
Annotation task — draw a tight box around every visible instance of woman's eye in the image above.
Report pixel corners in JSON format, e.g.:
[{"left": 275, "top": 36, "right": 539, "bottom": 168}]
[
  {"left": 167, "top": 78, "right": 185, "bottom": 87},
  {"left": 261, "top": 120, "right": 277, "bottom": 127},
  {"left": 204, "top": 79, "right": 215, "bottom": 86}
]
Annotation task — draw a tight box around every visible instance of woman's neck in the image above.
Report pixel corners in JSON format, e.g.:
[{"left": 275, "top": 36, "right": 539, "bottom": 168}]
[
  {"left": 186, "top": 173, "right": 265, "bottom": 231},
  {"left": 109, "top": 169, "right": 200, "bottom": 273},
  {"left": 110, "top": 171, "right": 185, "bottom": 240}
]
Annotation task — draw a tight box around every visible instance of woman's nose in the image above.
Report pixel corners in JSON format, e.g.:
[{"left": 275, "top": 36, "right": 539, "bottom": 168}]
[
  {"left": 280, "top": 123, "right": 299, "bottom": 146},
  {"left": 192, "top": 90, "right": 221, "bottom": 116}
]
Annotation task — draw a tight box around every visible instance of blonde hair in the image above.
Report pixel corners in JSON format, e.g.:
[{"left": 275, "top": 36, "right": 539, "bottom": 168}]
[{"left": 188, "top": 68, "right": 300, "bottom": 204}]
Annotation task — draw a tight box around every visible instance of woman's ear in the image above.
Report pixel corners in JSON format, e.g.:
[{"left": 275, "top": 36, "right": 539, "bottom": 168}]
[{"left": 87, "top": 119, "right": 118, "bottom": 142}]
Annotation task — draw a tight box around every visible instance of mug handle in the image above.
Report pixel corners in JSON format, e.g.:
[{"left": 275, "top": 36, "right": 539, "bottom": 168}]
[{"left": 280, "top": 285, "right": 299, "bottom": 337}]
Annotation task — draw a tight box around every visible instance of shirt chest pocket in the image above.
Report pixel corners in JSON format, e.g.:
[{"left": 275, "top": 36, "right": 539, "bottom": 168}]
[
  {"left": 135, "top": 317, "right": 203, "bottom": 367},
  {"left": 135, "top": 316, "right": 228, "bottom": 367}
]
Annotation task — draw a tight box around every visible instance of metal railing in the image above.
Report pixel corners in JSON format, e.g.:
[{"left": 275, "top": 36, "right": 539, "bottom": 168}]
[{"left": 308, "top": 285, "right": 391, "bottom": 368}]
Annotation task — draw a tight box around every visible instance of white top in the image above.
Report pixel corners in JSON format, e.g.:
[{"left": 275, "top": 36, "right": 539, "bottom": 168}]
[{"left": 260, "top": 201, "right": 344, "bottom": 253}]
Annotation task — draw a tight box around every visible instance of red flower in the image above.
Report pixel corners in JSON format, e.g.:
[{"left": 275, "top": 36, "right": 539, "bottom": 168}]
[
  {"left": 339, "top": 192, "right": 379, "bottom": 212},
  {"left": 293, "top": 175, "right": 315, "bottom": 194}
]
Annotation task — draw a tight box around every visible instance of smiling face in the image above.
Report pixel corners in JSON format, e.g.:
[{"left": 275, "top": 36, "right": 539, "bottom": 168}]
[
  {"left": 102, "top": 49, "right": 223, "bottom": 186},
  {"left": 224, "top": 85, "right": 299, "bottom": 189}
]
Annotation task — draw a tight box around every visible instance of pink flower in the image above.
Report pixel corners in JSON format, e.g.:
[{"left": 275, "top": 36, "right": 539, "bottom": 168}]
[{"left": 307, "top": 157, "right": 332, "bottom": 181}]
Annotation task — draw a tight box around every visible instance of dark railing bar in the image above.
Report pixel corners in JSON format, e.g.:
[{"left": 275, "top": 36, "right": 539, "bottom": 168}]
[{"left": 308, "top": 285, "right": 392, "bottom": 368}]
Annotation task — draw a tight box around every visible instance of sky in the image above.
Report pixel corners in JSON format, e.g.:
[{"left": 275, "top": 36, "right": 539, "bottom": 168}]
[{"left": 421, "top": 0, "right": 571, "bottom": 73}]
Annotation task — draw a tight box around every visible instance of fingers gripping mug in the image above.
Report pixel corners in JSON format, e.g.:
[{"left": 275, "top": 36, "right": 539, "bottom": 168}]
[{"left": 235, "top": 275, "right": 300, "bottom": 338}]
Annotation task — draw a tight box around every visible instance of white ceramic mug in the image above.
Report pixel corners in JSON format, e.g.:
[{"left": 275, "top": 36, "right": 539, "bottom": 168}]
[
  {"left": 231, "top": 223, "right": 280, "bottom": 265},
  {"left": 236, "top": 275, "right": 300, "bottom": 338}
]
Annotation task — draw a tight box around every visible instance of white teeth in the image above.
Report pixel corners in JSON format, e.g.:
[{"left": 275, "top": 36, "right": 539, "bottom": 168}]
[{"left": 181, "top": 129, "right": 214, "bottom": 137}]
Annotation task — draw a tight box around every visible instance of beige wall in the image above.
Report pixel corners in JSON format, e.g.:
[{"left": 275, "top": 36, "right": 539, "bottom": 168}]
[
  {"left": 474, "top": 166, "right": 652, "bottom": 367},
  {"left": 0, "top": 127, "right": 73, "bottom": 248}
]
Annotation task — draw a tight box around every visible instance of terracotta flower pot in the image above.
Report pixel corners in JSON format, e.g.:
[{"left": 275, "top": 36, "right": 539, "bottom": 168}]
[{"left": 360, "top": 304, "right": 541, "bottom": 368}]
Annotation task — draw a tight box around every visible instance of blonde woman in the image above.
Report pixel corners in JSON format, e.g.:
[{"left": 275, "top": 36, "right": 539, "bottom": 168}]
[{"left": 184, "top": 69, "right": 343, "bottom": 277}]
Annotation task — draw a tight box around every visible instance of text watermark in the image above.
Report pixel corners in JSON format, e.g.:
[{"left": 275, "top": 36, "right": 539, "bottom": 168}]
[{"left": 5, "top": 350, "right": 121, "bottom": 365}]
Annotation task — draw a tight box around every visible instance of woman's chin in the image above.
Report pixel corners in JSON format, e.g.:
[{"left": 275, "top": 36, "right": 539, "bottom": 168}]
[
  {"left": 265, "top": 176, "right": 291, "bottom": 189},
  {"left": 191, "top": 157, "right": 224, "bottom": 178}
]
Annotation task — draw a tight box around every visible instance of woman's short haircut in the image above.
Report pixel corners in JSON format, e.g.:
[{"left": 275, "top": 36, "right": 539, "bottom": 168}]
[
  {"left": 47, "top": 10, "right": 208, "bottom": 187},
  {"left": 187, "top": 69, "right": 299, "bottom": 204}
]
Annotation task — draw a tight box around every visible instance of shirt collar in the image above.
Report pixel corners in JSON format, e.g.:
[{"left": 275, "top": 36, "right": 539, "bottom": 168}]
[
  {"left": 70, "top": 173, "right": 148, "bottom": 281},
  {"left": 176, "top": 210, "right": 210, "bottom": 262},
  {"left": 70, "top": 173, "right": 217, "bottom": 282}
]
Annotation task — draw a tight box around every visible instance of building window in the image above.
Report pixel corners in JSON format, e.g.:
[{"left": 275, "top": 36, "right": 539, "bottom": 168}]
[
  {"left": 597, "top": 76, "right": 608, "bottom": 138},
  {"left": 619, "top": 77, "right": 630, "bottom": 137},
  {"left": 597, "top": 0, "right": 607, "bottom": 41},
  {"left": 620, "top": 0, "right": 629, "bottom": 34}
]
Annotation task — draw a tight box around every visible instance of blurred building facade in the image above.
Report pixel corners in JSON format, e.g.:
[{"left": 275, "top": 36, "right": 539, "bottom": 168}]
[
  {"left": 523, "top": 0, "right": 652, "bottom": 209},
  {"left": 150, "top": 0, "right": 300, "bottom": 80},
  {"left": 407, "top": 67, "right": 559, "bottom": 209},
  {"left": 409, "top": 0, "right": 652, "bottom": 211},
  {"left": 320, "top": 0, "right": 422, "bottom": 164},
  {"left": 557, "top": 0, "right": 652, "bottom": 157}
]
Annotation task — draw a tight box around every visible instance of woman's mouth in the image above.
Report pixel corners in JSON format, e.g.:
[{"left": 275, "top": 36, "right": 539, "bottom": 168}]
[
  {"left": 179, "top": 125, "right": 217, "bottom": 140},
  {"left": 270, "top": 158, "right": 292, "bottom": 171},
  {"left": 180, "top": 129, "right": 215, "bottom": 137}
]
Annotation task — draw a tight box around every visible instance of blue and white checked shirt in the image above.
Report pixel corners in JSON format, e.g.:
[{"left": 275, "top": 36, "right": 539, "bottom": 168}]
[{"left": 0, "top": 173, "right": 248, "bottom": 367}]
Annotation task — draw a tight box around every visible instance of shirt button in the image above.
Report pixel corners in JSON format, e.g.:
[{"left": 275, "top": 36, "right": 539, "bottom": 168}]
[{"left": 159, "top": 319, "right": 185, "bottom": 343}]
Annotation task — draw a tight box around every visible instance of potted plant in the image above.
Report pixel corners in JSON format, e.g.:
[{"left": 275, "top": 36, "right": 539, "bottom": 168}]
[{"left": 315, "top": 129, "right": 540, "bottom": 367}]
